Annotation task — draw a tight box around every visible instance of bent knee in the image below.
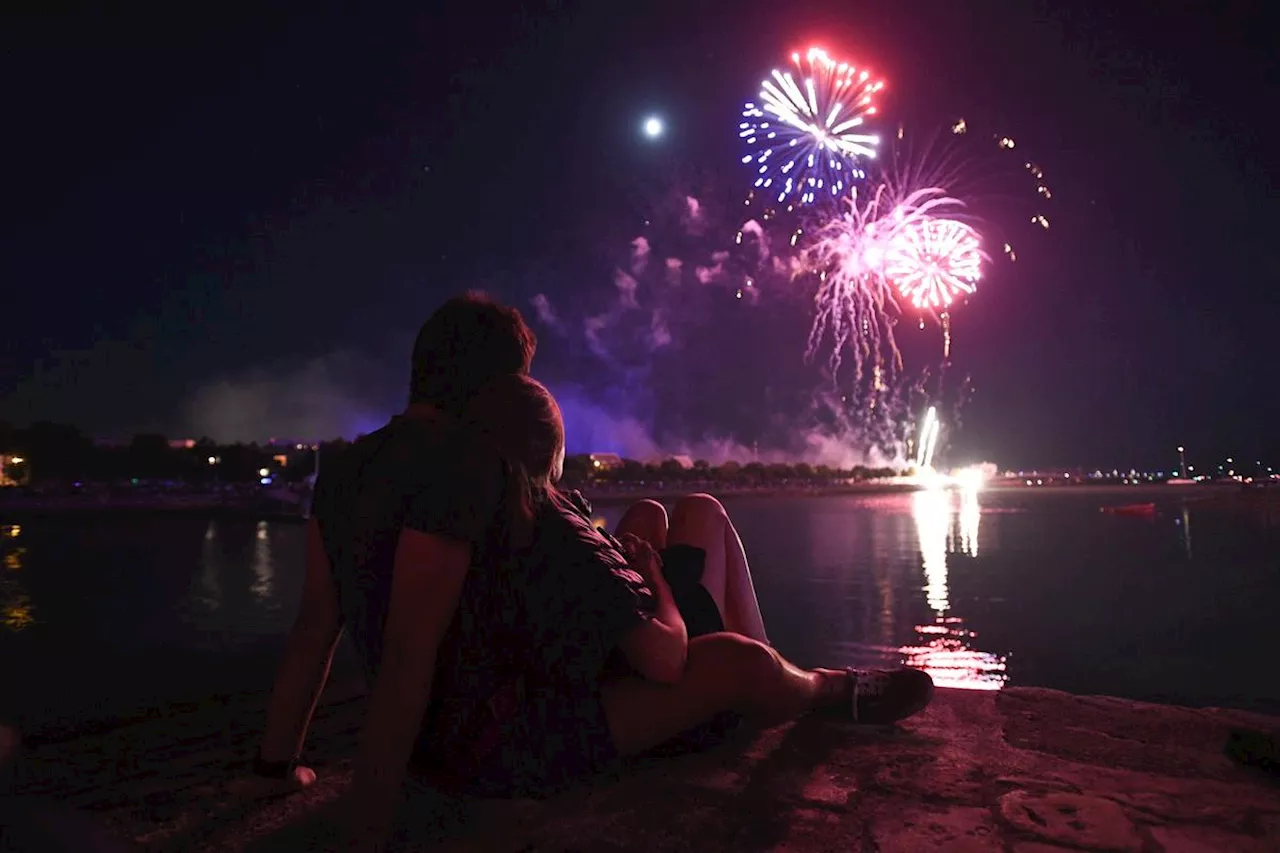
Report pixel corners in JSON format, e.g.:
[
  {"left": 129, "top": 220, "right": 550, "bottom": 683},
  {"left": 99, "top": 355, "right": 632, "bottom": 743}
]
[
  {"left": 672, "top": 493, "right": 727, "bottom": 525},
  {"left": 617, "top": 499, "right": 669, "bottom": 547},
  {"left": 625, "top": 498, "right": 668, "bottom": 526}
]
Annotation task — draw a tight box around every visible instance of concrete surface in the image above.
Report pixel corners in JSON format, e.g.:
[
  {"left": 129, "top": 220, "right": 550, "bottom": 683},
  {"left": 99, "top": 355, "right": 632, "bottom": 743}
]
[{"left": 4, "top": 682, "right": 1278, "bottom": 852}]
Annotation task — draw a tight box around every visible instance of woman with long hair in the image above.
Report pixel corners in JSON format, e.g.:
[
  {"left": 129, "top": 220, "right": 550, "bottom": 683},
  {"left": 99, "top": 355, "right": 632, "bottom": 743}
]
[{"left": 417, "top": 374, "right": 934, "bottom": 796}]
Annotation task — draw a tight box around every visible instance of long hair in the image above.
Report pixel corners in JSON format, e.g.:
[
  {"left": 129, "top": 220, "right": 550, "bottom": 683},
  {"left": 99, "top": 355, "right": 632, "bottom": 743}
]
[{"left": 462, "top": 374, "right": 564, "bottom": 549}]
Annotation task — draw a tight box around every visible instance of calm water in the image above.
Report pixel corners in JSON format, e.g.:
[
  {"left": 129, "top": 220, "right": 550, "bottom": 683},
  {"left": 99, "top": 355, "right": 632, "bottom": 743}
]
[{"left": 2, "top": 486, "right": 1277, "bottom": 732}]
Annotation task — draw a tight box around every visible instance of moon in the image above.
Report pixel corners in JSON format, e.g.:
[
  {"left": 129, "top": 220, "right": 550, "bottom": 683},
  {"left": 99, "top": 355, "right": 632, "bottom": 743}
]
[{"left": 642, "top": 116, "right": 664, "bottom": 139}]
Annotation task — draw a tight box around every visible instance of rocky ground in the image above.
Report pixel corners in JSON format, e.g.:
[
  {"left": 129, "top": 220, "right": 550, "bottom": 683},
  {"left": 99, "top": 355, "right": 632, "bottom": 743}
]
[{"left": 3, "top": 682, "right": 1278, "bottom": 852}]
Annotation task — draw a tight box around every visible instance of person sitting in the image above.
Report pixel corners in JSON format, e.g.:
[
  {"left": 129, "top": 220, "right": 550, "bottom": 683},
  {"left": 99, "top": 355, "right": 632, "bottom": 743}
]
[
  {"left": 420, "top": 373, "right": 934, "bottom": 797},
  {"left": 252, "top": 292, "right": 536, "bottom": 852}
]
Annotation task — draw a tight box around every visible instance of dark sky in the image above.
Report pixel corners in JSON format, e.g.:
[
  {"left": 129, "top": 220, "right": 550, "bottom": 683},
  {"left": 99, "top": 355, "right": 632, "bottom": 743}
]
[{"left": 2, "top": 1, "right": 1276, "bottom": 471}]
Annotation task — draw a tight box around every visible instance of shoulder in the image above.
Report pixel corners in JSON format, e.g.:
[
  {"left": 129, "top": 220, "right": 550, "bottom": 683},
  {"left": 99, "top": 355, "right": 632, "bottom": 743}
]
[
  {"left": 534, "top": 489, "right": 626, "bottom": 565},
  {"left": 413, "top": 417, "right": 501, "bottom": 472}
]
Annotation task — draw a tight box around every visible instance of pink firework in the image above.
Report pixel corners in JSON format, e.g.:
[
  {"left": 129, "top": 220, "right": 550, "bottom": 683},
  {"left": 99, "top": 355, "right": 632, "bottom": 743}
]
[{"left": 884, "top": 218, "right": 984, "bottom": 311}]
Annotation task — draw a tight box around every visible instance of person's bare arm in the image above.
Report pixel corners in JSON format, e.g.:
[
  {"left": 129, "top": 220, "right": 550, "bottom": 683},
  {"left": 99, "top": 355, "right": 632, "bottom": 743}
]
[
  {"left": 616, "top": 536, "right": 688, "bottom": 684},
  {"left": 258, "top": 518, "right": 343, "bottom": 783},
  {"left": 342, "top": 529, "right": 472, "bottom": 849}
]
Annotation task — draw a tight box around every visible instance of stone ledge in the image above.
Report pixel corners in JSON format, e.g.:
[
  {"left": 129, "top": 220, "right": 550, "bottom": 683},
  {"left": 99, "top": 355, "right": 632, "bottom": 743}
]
[{"left": 5, "top": 685, "right": 1279, "bottom": 852}]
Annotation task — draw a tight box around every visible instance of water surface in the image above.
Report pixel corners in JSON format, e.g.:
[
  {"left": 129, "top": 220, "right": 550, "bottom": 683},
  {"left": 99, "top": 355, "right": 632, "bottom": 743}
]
[{"left": 2, "top": 486, "right": 1276, "bottom": 731}]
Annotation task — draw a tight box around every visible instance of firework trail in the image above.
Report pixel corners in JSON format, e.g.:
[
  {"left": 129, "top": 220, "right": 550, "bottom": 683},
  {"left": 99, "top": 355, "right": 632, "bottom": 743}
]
[
  {"left": 915, "top": 405, "right": 940, "bottom": 469},
  {"left": 741, "top": 47, "right": 884, "bottom": 208}
]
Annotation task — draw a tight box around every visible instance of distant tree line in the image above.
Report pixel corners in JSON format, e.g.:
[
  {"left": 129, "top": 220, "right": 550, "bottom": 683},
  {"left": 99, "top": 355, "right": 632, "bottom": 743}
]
[
  {"left": 559, "top": 455, "right": 900, "bottom": 487},
  {"left": 0, "top": 422, "right": 332, "bottom": 487},
  {"left": 0, "top": 422, "right": 904, "bottom": 489}
]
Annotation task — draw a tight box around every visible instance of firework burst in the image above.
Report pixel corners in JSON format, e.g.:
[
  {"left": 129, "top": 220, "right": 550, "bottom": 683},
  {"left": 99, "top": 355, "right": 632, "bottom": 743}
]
[
  {"left": 802, "top": 186, "right": 972, "bottom": 382},
  {"left": 741, "top": 47, "right": 884, "bottom": 208},
  {"left": 884, "top": 217, "right": 984, "bottom": 311}
]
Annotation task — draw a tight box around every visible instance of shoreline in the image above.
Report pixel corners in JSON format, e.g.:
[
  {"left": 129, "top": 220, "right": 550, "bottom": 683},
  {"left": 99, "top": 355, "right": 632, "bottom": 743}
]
[{"left": 0, "top": 481, "right": 1265, "bottom": 522}]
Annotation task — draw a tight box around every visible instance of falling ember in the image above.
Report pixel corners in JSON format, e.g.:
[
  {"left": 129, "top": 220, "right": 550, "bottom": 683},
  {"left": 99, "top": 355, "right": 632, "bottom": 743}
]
[{"left": 952, "top": 118, "right": 967, "bottom": 134}]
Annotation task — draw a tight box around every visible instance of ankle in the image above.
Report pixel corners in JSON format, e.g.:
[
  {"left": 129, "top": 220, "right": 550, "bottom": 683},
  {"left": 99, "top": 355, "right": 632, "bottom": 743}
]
[{"left": 814, "top": 668, "right": 853, "bottom": 705}]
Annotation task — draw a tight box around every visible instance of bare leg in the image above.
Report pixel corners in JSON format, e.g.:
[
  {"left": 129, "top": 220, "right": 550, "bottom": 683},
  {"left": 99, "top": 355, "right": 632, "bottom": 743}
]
[
  {"left": 601, "top": 633, "right": 849, "bottom": 756},
  {"left": 614, "top": 499, "right": 669, "bottom": 550},
  {"left": 668, "top": 494, "right": 769, "bottom": 644}
]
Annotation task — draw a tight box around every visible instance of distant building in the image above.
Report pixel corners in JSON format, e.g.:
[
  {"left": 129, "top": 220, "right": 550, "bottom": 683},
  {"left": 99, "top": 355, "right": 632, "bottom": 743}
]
[
  {"left": 267, "top": 438, "right": 320, "bottom": 450},
  {"left": 588, "top": 453, "right": 623, "bottom": 471},
  {"left": 0, "top": 454, "right": 29, "bottom": 487},
  {"left": 168, "top": 438, "right": 197, "bottom": 450}
]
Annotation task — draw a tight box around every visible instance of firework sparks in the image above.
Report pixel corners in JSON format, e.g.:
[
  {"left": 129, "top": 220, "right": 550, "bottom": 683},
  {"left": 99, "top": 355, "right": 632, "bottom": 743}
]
[
  {"left": 741, "top": 47, "right": 883, "bottom": 207},
  {"left": 883, "top": 217, "right": 984, "bottom": 311},
  {"left": 803, "top": 186, "right": 974, "bottom": 382},
  {"left": 802, "top": 184, "right": 901, "bottom": 383}
]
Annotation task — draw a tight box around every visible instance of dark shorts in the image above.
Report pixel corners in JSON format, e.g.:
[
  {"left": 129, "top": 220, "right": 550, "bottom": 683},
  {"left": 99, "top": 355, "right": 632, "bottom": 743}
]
[
  {"left": 626, "top": 544, "right": 743, "bottom": 757},
  {"left": 659, "top": 544, "right": 726, "bottom": 638}
]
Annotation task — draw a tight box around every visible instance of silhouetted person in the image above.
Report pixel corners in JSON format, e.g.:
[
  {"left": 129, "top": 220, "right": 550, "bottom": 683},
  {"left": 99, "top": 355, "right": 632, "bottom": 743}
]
[{"left": 252, "top": 292, "right": 536, "bottom": 852}]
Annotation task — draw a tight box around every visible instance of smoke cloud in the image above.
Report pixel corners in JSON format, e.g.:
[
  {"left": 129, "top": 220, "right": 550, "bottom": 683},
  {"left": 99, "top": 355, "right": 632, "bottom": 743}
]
[
  {"left": 524, "top": 189, "right": 935, "bottom": 467},
  {"left": 177, "top": 185, "right": 952, "bottom": 465},
  {"left": 182, "top": 350, "right": 397, "bottom": 443}
]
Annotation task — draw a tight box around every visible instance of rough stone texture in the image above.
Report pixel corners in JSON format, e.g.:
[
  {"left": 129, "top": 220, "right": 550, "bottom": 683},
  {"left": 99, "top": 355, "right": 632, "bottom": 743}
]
[{"left": 4, "top": 684, "right": 1279, "bottom": 852}]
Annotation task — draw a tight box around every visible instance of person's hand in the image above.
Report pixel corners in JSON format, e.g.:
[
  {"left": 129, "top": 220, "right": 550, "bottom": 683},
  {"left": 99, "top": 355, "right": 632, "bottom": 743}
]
[{"left": 618, "top": 533, "right": 663, "bottom": 582}]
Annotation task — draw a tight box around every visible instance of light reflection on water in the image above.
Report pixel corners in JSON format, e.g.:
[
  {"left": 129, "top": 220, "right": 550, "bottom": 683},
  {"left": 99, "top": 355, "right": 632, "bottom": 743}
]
[
  {"left": 900, "top": 486, "right": 1009, "bottom": 691},
  {"left": 4, "top": 488, "right": 1280, "bottom": 719},
  {"left": 0, "top": 523, "right": 34, "bottom": 632},
  {"left": 183, "top": 519, "right": 291, "bottom": 636},
  {"left": 251, "top": 521, "right": 275, "bottom": 602}
]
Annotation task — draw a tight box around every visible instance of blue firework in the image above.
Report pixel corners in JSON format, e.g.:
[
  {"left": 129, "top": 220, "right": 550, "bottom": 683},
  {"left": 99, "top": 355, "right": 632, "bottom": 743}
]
[{"left": 740, "top": 47, "right": 884, "bottom": 207}]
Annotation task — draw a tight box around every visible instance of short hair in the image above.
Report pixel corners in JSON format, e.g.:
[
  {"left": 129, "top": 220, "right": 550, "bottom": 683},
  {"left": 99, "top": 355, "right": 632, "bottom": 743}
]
[
  {"left": 463, "top": 374, "right": 564, "bottom": 483},
  {"left": 408, "top": 292, "right": 537, "bottom": 414}
]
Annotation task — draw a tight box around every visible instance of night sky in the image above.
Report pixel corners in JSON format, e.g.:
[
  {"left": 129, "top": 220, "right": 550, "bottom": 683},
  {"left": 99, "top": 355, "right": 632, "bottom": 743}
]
[{"left": 2, "top": 2, "right": 1276, "bottom": 471}]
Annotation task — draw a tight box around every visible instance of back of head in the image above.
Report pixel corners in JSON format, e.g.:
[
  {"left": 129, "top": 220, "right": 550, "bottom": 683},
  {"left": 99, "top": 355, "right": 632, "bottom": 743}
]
[
  {"left": 463, "top": 374, "right": 564, "bottom": 485},
  {"left": 409, "top": 291, "right": 537, "bottom": 415}
]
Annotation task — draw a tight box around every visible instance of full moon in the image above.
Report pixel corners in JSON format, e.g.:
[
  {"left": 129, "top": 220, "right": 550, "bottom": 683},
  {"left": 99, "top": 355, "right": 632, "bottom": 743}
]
[{"left": 642, "top": 116, "right": 664, "bottom": 138}]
